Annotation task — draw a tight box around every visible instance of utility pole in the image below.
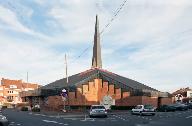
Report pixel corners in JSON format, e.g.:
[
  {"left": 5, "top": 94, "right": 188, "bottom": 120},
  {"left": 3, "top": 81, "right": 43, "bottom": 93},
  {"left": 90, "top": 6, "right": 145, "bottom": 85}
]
[
  {"left": 27, "top": 72, "right": 28, "bottom": 83},
  {"left": 65, "top": 54, "right": 68, "bottom": 84},
  {"left": 64, "top": 54, "right": 69, "bottom": 112},
  {"left": 26, "top": 72, "right": 28, "bottom": 90}
]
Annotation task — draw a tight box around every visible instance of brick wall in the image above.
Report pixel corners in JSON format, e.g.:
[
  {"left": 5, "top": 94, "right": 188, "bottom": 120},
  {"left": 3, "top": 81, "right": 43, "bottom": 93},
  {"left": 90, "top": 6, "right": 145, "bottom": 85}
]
[
  {"left": 43, "top": 79, "right": 170, "bottom": 109},
  {"left": 159, "top": 97, "right": 173, "bottom": 105},
  {"left": 142, "top": 96, "right": 158, "bottom": 107}
]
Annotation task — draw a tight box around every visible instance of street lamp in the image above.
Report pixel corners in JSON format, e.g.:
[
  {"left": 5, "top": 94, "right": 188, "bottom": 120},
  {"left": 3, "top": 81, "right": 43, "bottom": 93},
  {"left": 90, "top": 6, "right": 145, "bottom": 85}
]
[{"left": 83, "top": 92, "right": 87, "bottom": 121}]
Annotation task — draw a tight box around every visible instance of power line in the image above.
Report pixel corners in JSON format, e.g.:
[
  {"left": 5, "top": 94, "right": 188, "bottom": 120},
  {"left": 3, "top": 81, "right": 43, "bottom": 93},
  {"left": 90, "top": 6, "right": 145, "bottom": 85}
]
[
  {"left": 69, "top": 0, "right": 128, "bottom": 64},
  {"left": 100, "top": 0, "right": 128, "bottom": 34},
  {"left": 4, "top": 0, "right": 128, "bottom": 64}
]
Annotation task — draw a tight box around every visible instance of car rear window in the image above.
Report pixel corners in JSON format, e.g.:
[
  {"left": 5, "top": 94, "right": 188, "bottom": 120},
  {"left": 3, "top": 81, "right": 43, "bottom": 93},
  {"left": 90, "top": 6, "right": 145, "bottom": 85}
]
[
  {"left": 144, "top": 105, "right": 153, "bottom": 109},
  {"left": 135, "top": 105, "right": 142, "bottom": 109},
  {"left": 91, "top": 106, "right": 105, "bottom": 109}
]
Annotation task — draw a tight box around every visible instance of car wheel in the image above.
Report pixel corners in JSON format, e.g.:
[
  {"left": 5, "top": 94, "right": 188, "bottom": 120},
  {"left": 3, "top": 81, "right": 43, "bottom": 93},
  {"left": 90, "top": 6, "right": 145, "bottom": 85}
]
[
  {"left": 140, "top": 111, "right": 143, "bottom": 116},
  {"left": 152, "top": 113, "right": 155, "bottom": 116},
  {"left": 89, "top": 115, "right": 93, "bottom": 118}
]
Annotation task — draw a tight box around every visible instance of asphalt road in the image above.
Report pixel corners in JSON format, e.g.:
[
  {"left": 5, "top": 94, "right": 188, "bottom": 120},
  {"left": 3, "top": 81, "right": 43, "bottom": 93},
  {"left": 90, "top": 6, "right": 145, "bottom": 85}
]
[{"left": 2, "top": 109, "right": 192, "bottom": 126}]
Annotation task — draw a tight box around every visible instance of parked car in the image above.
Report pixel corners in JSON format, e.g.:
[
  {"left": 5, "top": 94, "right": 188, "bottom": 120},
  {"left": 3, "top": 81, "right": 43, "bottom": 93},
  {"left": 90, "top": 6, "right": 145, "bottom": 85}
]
[
  {"left": 185, "top": 103, "right": 192, "bottom": 109},
  {"left": 170, "top": 103, "right": 188, "bottom": 111},
  {"left": 0, "top": 115, "right": 8, "bottom": 126},
  {"left": 157, "top": 105, "right": 176, "bottom": 112},
  {"left": 131, "top": 105, "right": 155, "bottom": 116},
  {"left": 89, "top": 105, "right": 107, "bottom": 118}
]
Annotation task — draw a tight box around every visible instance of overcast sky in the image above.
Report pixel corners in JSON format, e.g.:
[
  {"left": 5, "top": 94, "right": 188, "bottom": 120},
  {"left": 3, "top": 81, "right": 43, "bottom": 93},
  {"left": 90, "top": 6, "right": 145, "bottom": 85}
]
[{"left": 0, "top": 0, "right": 192, "bottom": 92}]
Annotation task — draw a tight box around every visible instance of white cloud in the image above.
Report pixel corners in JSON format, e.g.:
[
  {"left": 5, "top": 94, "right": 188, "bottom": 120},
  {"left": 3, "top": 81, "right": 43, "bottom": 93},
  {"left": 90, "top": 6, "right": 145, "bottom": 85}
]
[
  {"left": 0, "top": 5, "right": 50, "bottom": 41},
  {"left": 0, "top": 5, "right": 33, "bottom": 34}
]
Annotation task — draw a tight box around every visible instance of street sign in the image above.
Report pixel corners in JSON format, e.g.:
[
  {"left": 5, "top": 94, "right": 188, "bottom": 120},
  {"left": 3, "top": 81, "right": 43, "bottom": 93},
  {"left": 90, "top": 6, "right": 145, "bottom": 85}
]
[
  {"left": 100, "top": 95, "right": 115, "bottom": 110},
  {"left": 61, "top": 88, "right": 67, "bottom": 101}
]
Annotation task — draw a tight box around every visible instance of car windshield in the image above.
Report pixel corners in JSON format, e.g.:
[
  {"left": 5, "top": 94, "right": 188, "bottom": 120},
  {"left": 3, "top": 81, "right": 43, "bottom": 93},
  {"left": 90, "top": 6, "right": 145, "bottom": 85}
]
[
  {"left": 91, "top": 106, "right": 105, "bottom": 109},
  {"left": 144, "top": 105, "right": 153, "bottom": 109}
]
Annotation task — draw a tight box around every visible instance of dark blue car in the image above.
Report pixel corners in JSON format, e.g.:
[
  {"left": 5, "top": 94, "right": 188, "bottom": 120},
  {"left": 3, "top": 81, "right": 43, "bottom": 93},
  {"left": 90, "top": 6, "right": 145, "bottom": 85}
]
[{"left": 157, "top": 105, "right": 176, "bottom": 112}]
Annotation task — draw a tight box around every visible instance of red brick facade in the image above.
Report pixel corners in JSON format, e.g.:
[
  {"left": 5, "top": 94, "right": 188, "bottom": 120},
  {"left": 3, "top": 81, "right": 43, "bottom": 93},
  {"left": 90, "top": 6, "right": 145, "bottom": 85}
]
[
  {"left": 0, "top": 78, "right": 40, "bottom": 105},
  {"left": 41, "top": 79, "right": 173, "bottom": 110}
]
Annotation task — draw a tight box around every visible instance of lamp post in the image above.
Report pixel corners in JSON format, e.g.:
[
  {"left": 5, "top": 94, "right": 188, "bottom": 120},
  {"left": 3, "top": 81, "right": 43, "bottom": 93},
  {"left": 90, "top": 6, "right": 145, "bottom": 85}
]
[
  {"left": 83, "top": 92, "right": 87, "bottom": 121},
  {"left": 65, "top": 54, "right": 70, "bottom": 111}
]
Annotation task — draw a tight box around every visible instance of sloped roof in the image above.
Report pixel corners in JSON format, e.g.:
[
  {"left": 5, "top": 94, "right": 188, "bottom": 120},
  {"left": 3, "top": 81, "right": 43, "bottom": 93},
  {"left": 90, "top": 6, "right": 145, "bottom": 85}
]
[
  {"left": 172, "top": 87, "right": 192, "bottom": 96},
  {"left": 41, "top": 68, "right": 157, "bottom": 93}
]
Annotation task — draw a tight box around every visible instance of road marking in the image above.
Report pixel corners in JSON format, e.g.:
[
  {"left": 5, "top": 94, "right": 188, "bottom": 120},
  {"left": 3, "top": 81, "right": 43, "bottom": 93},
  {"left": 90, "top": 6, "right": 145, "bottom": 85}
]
[
  {"left": 17, "top": 124, "right": 21, "bottom": 125},
  {"left": 80, "top": 118, "right": 95, "bottom": 122},
  {"left": 42, "top": 120, "right": 58, "bottom": 123},
  {"left": 112, "top": 115, "right": 127, "bottom": 121},
  {"left": 186, "top": 116, "right": 192, "bottom": 119},
  {"left": 34, "top": 114, "right": 41, "bottom": 116},
  {"left": 42, "top": 119, "right": 69, "bottom": 125}
]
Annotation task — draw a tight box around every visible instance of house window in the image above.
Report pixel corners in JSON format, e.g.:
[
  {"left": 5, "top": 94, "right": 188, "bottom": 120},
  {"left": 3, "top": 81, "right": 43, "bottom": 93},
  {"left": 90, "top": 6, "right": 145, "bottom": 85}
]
[
  {"left": 190, "top": 93, "right": 192, "bottom": 97},
  {"left": 8, "top": 90, "right": 14, "bottom": 94},
  {"left": 7, "top": 96, "right": 14, "bottom": 100}
]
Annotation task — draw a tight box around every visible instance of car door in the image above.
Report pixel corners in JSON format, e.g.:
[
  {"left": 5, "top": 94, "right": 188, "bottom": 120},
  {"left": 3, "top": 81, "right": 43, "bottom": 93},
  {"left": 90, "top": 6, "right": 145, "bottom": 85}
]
[{"left": 134, "top": 105, "right": 143, "bottom": 114}]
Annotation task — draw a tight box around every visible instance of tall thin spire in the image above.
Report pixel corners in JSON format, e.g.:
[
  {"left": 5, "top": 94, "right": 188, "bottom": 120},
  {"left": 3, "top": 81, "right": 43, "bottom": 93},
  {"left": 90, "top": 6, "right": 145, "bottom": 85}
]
[{"left": 92, "top": 15, "right": 102, "bottom": 68}]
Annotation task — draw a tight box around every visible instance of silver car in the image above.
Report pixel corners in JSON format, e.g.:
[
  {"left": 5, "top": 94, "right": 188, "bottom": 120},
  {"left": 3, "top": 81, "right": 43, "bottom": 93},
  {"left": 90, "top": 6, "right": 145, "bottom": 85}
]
[
  {"left": 89, "top": 105, "right": 107, "bottom": 118},
  {"left": 0, "top": 115, "right": 8, "bottom": 126},
  {"left": 131, "top": 105, "right": 155, "bottom": 116}
]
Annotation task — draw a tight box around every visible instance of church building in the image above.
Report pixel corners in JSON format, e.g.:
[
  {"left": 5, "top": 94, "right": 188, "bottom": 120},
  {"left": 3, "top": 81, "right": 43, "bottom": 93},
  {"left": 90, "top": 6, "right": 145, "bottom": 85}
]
[{"left": 20, "top": 15, "right": 172, "bottom": 111}]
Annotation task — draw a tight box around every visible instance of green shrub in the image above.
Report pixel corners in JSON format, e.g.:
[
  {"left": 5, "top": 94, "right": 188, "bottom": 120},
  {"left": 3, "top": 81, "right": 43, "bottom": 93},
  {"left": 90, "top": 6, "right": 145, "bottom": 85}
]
[
  {"left": 21, "top": 106, "right": 28, "bottom": 111},
  {"left": 32, "top": 107, "right": 40, "bottom": 112}
]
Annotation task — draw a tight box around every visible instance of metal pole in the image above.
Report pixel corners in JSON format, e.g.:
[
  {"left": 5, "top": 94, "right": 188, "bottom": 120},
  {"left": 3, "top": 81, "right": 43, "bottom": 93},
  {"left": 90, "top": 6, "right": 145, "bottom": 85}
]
[
  {"left": 65, "top": 54, "right": 69, "bottom": 112},
  {"left": 84, "top": 92, "right": 87, "bottom": 120},
  {"left": 65, "top": 54, "right": 68, "bottom": 84},
  {"left": 27, "top": 72, "right": 28, "bottom": 89}
]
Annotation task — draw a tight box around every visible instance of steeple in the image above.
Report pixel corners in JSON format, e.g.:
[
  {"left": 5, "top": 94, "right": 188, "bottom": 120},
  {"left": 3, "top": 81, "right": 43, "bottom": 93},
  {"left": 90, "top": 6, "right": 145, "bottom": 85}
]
[{"left": 92, "top": 15, "right": 102, "bottom": 68}]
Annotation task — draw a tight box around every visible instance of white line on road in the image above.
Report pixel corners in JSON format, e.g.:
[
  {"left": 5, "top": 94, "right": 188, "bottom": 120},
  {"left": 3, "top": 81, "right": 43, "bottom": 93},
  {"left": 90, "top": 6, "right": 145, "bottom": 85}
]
[
  {"left": 112, "top": 115, "right": 127, "bottom": 121},
  {"left": 80, "top": 118, "right": 95, "bottom": 122},
  {"left": 34, "top": 114, "right": 41, "bottom": 116},
  {"left": 42, "top": 119, "right": 69, "bottom": 125},
  {"left": 42, "top": 120, "right": 58, "bottom": 123},
  {"left": 186, "top": 116, "right": 192, "bottom": 119}
]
